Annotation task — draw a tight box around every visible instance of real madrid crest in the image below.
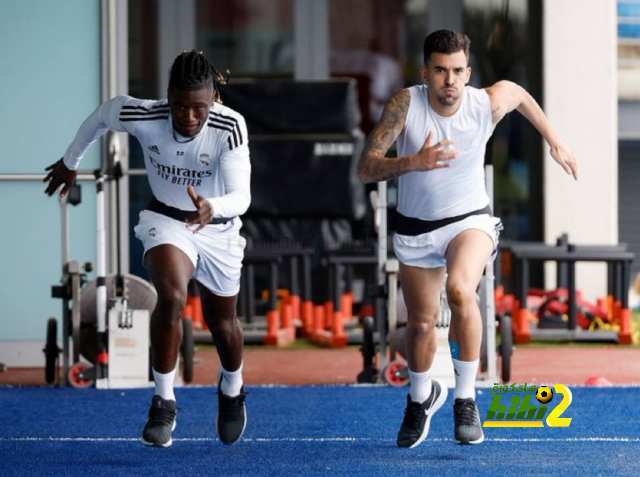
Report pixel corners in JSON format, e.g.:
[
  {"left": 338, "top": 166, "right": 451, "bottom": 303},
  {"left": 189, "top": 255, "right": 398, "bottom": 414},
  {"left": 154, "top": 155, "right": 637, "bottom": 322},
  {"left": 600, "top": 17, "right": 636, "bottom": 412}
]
[{"left": 198, "top": 154, "right": 211, "bottom": 167}]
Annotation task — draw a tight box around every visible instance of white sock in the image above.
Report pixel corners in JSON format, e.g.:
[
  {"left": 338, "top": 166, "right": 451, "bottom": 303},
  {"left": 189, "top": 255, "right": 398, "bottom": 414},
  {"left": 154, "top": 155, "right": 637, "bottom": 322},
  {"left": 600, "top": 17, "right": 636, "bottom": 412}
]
[
  {"left": 220, "top": 362, "right": 244, "bottom": 397},
  {"left": 153, "top": 365, "right": 177, "bottom": 401},
  {"left": 408, "top": 368, "right": 432, "bottom": 403},
  {"left": 452, "top": 358, "right": 479, "bottom": 400}
]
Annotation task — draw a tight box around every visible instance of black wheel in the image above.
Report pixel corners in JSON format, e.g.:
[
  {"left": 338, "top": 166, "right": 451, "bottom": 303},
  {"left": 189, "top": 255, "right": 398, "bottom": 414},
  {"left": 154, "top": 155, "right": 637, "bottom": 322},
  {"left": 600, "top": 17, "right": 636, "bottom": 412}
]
[
  {"left": 181, "top": 318, "right": 194, "bottom": 383},
  {"left": 499, "top": 314, "right": 513, "bottom": 382},
  {"left": 44, "top": 318, "right": 59, "bottom": 384}
]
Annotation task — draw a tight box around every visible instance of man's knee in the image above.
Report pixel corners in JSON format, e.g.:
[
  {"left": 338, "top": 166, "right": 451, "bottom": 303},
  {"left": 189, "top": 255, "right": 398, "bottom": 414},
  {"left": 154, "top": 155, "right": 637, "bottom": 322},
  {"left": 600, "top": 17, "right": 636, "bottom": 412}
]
[
  {"left": 205, "top": 310, "right": 238, "bottom": 335},
  {"left": 155, "top": 287, "right": 188, "bottom": 322},
  {"left": 408, "top": 309, "right": 440, "bottom": 334}
]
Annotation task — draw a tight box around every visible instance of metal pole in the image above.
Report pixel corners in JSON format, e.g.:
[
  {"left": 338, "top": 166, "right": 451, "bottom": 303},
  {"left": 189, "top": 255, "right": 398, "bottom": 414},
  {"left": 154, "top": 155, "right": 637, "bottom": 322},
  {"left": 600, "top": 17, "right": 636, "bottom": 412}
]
[
  {"left": 95, "top": 175, "right": 108, "bottom": 388},
  {"left": 484, "top": 165, "right": 497, "bottom": 382},
  {"left": 376, "top": 181, "right": 388, "bottom": 373},
  {"left": 60, "top": 197, "right": 69, "bottom": 266},
  {"left": 0, "top": 173, "right": 98, "bottom": 181},
  {"left": 386, "top": 260, "right": 399, "bottom": 362}
]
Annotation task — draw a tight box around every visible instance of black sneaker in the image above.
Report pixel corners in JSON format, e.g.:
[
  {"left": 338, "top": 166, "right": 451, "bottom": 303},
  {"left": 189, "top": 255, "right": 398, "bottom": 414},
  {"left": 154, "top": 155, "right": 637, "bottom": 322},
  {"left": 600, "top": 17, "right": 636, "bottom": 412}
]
[
  {"left": 217, "top": 375, "right": 247, "bottom": 445},
  {"left": 397, "top": 379, "right": 448, "bottom": 448},
  {"left": 141, "top": 395, "right": 177, "bottom": 447},
  {"left": 453, "top": 398, "right": 485, "bottom": 445}
]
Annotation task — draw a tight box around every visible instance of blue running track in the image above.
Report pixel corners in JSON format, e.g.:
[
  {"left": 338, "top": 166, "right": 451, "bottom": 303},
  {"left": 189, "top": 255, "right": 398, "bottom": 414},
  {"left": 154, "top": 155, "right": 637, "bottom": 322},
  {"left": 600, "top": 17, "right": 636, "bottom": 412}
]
[{"left": 1, "top": 385, "right": 639, "bottom": 476}]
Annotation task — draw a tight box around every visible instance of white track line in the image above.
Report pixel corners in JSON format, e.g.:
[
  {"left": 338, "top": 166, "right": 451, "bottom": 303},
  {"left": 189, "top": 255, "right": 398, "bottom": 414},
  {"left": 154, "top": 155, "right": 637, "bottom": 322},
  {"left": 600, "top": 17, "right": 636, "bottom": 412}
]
[{"left": 2, "top": 437, "right": 640, "bottom": 443}]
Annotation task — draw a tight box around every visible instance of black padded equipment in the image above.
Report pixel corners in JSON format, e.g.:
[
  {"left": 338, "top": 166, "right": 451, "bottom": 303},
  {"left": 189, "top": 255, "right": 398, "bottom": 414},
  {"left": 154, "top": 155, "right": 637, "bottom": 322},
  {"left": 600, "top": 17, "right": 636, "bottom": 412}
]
[
  {"left": 219, "top": 80, "right": 361, "bottom": 135},
  {"left": 247, "top": 137, "right": 365, "bottom": 218}
]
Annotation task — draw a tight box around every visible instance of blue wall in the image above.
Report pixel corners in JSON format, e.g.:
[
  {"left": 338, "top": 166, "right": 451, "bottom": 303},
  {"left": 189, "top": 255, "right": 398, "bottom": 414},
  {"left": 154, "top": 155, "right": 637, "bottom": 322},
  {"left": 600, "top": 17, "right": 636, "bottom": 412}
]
[{"left": 0, "top": 0, "right": 101, "bottom": 340}]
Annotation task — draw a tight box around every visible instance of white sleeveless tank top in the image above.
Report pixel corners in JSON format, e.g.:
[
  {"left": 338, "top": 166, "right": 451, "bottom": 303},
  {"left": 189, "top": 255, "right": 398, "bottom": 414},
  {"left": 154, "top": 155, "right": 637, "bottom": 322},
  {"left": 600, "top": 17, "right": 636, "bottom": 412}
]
[{"left": 396, "top": 85, "right": 494, "bottom": 220}]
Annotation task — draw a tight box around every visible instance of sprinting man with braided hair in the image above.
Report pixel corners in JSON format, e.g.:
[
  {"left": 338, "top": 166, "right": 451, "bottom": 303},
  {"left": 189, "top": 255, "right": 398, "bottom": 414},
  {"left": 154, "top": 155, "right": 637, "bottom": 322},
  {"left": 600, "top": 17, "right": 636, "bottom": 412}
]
[
  {"left": 44, "top": 50, "right": 251, "bottom": 448},
  {"left": 358, "top": 30, "right": 578, "bottom": 447}
]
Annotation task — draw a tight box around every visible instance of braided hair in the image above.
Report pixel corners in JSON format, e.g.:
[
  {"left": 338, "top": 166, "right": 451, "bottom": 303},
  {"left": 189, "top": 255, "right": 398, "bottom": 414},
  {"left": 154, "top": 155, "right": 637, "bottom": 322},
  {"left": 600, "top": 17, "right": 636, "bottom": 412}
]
[{"left": 168, "top": 50, "right": 229, "bottom": 102}]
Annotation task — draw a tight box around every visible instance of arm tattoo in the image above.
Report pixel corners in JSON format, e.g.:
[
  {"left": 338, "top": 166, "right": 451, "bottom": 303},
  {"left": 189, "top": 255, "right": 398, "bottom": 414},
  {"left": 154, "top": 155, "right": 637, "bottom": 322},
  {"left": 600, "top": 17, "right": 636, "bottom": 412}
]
[{"left": 358, "top": 89, "right": 412, "bottom": 183}]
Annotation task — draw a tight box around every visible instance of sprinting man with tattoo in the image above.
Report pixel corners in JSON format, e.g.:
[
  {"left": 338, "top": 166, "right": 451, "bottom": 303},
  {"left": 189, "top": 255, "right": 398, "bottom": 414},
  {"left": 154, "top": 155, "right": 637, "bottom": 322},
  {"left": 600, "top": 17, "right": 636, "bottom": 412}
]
[{"left": 358, "top": 30, "right": 578, "bottom": 447}]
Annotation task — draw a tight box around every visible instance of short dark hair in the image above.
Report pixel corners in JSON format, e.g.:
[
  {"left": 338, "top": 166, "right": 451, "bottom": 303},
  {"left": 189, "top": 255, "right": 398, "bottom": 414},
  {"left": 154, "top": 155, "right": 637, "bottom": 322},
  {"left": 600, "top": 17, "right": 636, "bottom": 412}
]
[
  {"left": 168, "top": 50, "right": 228, "bottom": 93},
  {"left": 423, "top": 30, "right": 471, "bottom": 64}
]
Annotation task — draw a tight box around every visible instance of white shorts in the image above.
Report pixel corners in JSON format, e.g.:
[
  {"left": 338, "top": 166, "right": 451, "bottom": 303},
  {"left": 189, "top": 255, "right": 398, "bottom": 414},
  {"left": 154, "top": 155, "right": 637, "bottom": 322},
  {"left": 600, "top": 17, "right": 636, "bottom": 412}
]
[
  {"left": 393, "top": 214, "right": 503, "bottom": 269},
  {"left": 134, "top": 210, "right": 246, "bottom": 296}
]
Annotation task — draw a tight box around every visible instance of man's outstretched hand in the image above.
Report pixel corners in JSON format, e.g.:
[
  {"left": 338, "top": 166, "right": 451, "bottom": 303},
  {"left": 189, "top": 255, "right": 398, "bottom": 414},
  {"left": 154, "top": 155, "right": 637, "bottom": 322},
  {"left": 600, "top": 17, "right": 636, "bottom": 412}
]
[
  {"left": 43, "top": 158, "right": 77, "bottom": 198},
  {"left": 550, "top": 142, "right": 579, "bottom": 180},
  {"left": 185, "top": 185, "right": 213, "bottom": 233}
]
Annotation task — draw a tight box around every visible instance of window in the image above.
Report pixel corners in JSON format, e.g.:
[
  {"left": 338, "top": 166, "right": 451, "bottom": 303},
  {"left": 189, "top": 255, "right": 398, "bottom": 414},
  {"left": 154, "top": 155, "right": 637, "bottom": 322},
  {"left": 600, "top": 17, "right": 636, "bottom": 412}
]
[
  {"left": 619, "top": 0, "right": 640, "bottom": 99},
  {"left": 464, "top": 0, "right": 542, "bottom": 242},
  {"left": 196, "top": 0, "right": 294, "bottom": 77}
]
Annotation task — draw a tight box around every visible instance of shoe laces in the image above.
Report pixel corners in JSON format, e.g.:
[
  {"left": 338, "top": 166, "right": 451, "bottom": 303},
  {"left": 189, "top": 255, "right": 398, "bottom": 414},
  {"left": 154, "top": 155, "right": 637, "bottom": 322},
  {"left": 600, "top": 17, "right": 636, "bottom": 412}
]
[
  {"left": 403, "top": 401, "right": 426, "bottom": 429},
  {"left": 147, "top": 401, "right": 177, "bottom": 427},
  {"left": 455, "top": 399, "right": 478, "bottom": 426},
  {"left": 220, "top": 391, "right": 247, "bottom": 420}
]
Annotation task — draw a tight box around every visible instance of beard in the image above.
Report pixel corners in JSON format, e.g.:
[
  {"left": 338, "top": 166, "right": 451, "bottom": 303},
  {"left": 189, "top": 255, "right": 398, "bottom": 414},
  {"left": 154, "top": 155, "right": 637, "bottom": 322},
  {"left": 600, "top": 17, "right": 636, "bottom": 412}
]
[{"left": 437, "top": 91, "right": 459, "bottom": 107}]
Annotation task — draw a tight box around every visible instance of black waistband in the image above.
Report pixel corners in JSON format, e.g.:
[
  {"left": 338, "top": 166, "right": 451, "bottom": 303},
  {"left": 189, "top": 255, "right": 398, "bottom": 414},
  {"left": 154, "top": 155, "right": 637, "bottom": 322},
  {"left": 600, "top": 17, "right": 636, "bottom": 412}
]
[
  {"left": 147, "top": 197, "right": 233, "bottom": 225},
  {"left": 396, "top": 205, "right": 492, "bottom": 236}
]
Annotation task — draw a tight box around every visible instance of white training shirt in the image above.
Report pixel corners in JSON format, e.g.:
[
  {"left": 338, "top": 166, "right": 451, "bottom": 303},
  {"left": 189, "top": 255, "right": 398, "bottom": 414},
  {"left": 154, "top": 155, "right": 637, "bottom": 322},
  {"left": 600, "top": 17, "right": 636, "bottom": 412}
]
[
  {"left": 396, "top": 85, "right": 494, "bottom": 220},
  {"left": 63, "top": 95, "right": 251, "bottom": 219}
]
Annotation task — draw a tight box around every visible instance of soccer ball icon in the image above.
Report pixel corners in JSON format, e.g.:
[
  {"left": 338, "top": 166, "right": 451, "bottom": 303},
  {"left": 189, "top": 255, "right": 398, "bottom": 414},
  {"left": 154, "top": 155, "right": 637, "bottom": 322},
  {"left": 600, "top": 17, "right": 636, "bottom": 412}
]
[{"left": 536, "top": 385, "right": 554, "bottom": 404}]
